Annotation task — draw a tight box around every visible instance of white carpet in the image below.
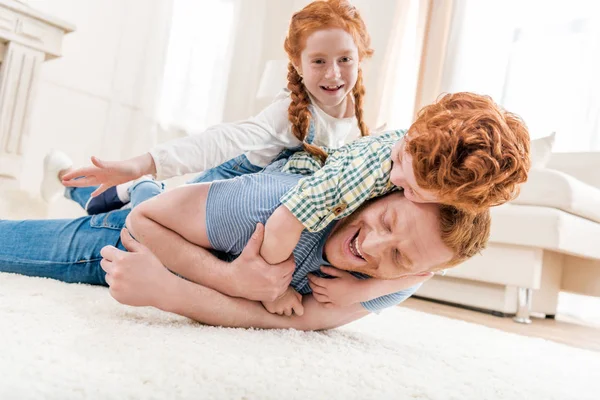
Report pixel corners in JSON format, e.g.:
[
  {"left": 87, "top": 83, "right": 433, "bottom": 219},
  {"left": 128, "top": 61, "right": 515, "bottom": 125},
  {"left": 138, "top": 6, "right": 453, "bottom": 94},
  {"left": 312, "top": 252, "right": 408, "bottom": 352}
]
[{"left": 1, "top": 272, "right": 598, "bottom": 400}]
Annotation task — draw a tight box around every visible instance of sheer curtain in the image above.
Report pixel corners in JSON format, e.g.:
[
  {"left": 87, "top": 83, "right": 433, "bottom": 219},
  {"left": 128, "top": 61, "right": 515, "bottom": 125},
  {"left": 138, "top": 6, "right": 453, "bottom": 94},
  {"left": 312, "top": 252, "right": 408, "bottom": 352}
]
[
  {"left": 157, "top": 0, "right": 238, "bottom": 136},
  {"left": 382, "top": 0, "right": 456, "bottom": 131},
  {"left": 501, "top": 3, "right": 600, "bottom": 152},
  {"left": 442, "top": 0, "right": 600, "bottom": 152}
]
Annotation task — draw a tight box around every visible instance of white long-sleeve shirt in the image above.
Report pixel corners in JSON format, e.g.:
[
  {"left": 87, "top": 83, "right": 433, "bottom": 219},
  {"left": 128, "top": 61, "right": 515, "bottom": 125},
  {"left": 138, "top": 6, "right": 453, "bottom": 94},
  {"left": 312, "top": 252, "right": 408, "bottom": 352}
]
[{"left": 149, "top": 91, "right": 361, "bottom": 180}]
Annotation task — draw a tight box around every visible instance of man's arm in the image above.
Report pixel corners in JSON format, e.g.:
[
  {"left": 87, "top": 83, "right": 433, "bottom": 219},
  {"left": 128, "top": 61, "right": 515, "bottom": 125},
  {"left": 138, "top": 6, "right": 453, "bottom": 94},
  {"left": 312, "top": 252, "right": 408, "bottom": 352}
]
[
  {"left": 101, "top": 229, "right": 369, "bottom": 330},
  {"left": 127, "top": 209, "right": 294, "bottom": 302},
  {"left": 164, "top": 276, "right": 368, "bottom": 330}
]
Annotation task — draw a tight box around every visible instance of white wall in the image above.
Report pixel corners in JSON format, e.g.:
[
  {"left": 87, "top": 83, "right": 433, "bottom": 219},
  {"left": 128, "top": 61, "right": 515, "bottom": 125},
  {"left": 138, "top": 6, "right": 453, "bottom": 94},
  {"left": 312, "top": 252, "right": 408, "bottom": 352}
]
[{"left": 7, "top": 0, "right": 172, "bottom": 218}]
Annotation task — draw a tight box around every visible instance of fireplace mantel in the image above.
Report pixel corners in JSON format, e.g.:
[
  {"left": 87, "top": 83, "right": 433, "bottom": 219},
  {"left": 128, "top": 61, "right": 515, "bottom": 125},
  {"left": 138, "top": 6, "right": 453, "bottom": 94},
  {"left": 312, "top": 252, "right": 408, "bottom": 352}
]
[{"left": 0, "top": 0, "right": 74, "bottom": 185}]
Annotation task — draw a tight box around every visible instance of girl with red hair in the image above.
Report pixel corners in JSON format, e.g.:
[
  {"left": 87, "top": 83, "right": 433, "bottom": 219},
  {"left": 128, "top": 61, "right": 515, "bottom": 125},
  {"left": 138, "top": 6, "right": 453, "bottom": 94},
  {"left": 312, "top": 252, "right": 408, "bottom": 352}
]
[{"left": 51, "top": 0, "right": 374, "bottom": 212}]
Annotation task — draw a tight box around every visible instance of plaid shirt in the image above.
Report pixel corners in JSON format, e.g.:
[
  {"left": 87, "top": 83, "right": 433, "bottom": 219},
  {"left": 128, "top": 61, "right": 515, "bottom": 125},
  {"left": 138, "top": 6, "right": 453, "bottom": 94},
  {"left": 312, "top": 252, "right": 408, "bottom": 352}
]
[{"left": 280, "top": 129, "right": 407, "bottom": 232}]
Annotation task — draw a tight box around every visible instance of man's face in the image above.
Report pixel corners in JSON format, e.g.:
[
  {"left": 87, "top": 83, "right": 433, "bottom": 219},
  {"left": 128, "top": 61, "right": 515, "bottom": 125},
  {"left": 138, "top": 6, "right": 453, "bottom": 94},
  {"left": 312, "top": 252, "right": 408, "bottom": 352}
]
[{"left": 323, "top": 192, "right": 453, "bottom": 279}]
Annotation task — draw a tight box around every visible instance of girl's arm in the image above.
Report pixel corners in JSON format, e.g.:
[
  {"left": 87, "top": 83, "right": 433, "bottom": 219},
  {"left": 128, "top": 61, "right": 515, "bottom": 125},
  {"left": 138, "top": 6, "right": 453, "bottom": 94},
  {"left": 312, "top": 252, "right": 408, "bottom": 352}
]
[
  {"left": 62, "top": 96, "right": 294, "bottom": 192},
  {"left": 61, "top": 153, "right": 157, "bottom": 197}
]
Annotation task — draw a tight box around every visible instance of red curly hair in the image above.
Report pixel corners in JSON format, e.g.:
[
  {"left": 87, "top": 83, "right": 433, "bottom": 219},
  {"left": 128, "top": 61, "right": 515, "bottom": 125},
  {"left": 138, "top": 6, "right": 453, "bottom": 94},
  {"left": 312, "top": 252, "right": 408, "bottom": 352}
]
[
  {"left": 284, "top": 0, "right": 373, "bottom": 162},
  {"left": 406, "top": 92, "right": 531, "bottom": 213},
  {"left": 438, "top": 205, "right": 491, "bottom": 268}
]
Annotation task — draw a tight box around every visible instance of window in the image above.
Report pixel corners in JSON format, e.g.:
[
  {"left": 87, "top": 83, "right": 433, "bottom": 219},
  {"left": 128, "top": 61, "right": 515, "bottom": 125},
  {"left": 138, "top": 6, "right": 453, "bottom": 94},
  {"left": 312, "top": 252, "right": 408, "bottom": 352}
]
[
  {"left": 444, "top": 1, "right": 600, "bottom": 152},
  {"left": 158, "top": 0, "right": 237, "bottom": 133}
]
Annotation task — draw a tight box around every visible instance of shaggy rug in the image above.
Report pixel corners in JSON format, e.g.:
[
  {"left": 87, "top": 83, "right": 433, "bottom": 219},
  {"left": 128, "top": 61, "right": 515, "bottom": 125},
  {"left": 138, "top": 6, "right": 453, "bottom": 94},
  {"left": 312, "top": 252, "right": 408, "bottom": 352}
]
[{"left": 0, "top": 272, "right": 598, "bottom": 400}]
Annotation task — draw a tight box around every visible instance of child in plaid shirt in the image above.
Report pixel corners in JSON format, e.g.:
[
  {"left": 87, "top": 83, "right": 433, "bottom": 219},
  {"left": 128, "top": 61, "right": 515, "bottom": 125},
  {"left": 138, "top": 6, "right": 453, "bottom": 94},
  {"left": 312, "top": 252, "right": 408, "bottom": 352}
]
[{"left": 259, "top": 92, "right": 531, "bottom": 314}]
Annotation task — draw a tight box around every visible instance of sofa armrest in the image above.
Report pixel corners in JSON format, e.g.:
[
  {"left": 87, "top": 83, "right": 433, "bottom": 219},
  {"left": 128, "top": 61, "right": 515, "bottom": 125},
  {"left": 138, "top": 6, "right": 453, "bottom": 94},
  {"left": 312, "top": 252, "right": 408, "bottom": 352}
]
[{"left": 547, "top": 152, "right": 600, "bottom": 189}]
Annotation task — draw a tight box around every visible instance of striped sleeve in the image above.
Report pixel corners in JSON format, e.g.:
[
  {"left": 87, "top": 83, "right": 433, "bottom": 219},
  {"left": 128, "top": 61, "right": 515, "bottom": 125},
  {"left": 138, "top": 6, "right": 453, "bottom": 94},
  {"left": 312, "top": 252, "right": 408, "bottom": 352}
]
[{"left": 360, "top": 284, "right": 421, "bottom": 313}]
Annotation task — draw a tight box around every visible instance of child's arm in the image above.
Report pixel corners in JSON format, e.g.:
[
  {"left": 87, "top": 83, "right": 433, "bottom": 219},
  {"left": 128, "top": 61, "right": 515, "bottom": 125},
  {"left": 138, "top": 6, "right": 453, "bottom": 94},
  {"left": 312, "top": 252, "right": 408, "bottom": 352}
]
[
  {"left": 261, "top": 287, "right": 304, "bottom": 316},
  {"left": 61, "top": 153, "right": 156, "bottom": 197},
  {"left": 261, "top": 205, "right": 305, "bottom": 264},
  {"left": 280, "top": 130, "right": 404, "bottom": 233},
  {"left": 62, "top": 97, "right": 293, "bottom": 193},
  {"left": 308, "top": 266, "right": 433, "bottom": 307}
]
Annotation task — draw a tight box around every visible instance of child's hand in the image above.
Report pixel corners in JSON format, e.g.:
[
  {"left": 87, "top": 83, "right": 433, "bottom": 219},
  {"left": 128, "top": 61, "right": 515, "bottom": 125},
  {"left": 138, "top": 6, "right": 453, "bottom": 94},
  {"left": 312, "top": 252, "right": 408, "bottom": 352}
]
[
  {"left": 308, "top": 266, "right": 364, "bottom": 308},
  {"left": 61, "top": 154, "right": 155, "bottom": 197},
  {"left": 261, "top": 287, "right": 304, "bottom": 316}
]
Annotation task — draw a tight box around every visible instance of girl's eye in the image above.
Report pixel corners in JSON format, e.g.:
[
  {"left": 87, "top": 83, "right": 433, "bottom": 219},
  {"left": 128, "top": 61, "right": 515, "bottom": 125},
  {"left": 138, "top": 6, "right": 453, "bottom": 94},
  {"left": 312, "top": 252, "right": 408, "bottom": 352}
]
[
  {"left": 340, "top": 57, "right": 351, "bottom": 62},
  {"left": 313, "top": 59, "right": 325, "bottom": 64}
]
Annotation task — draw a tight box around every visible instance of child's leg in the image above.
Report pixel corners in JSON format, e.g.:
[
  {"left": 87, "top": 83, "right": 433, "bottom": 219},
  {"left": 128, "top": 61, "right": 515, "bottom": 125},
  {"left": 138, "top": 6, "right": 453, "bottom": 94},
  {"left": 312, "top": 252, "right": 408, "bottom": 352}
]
[
  {"left": 85, "top": 177, "right": 163, "bottom": 214},
  {"left": 64, "top": 186, "right": 99, "bottom": 209},
  {"left": 186, "top": 154, "right": 263, "bottom": 184},
  {"left": 128, "top": 179, "right": 165, "bottom": 208}
]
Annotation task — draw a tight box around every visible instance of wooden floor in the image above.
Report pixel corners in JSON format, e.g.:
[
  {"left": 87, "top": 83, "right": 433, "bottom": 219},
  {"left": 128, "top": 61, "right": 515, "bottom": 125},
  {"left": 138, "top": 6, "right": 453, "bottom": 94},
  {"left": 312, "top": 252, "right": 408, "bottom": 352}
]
[{"left": 399, "top": 297, "right": 600, "bottom": 352}]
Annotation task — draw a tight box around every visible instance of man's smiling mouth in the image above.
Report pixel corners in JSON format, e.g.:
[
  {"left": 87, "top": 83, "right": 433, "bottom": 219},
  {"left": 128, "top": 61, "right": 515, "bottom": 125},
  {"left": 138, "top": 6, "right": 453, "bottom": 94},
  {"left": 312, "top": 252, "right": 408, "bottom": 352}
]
[{"left": 349, "top": 230, "right": 365, "bottom": 260}]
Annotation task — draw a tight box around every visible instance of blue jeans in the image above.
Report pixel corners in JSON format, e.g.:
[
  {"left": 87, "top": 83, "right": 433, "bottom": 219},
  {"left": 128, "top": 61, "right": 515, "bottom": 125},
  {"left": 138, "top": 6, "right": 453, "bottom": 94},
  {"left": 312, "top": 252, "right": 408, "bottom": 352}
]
[
  {"left": 67, "top": 154, "right": 264, "bottom": 211},
  {"left": 0, "top": 210, "right": 129, "bottom": 285},
  {"left": 65, "top": 185, "right": 96, "bottom": 209},
  {"left": 185, "top": 154, "right": 263, "bottom": 183},
  {"left": 66, "top": 180, "right": 165, "bottom": 210}
]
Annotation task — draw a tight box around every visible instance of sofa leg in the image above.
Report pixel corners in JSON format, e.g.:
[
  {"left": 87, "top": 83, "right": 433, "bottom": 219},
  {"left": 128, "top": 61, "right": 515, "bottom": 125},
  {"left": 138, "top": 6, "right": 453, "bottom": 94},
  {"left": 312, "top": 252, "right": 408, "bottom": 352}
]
[{"left": 513, "top": 287, "right": 532, "bottom": 324}]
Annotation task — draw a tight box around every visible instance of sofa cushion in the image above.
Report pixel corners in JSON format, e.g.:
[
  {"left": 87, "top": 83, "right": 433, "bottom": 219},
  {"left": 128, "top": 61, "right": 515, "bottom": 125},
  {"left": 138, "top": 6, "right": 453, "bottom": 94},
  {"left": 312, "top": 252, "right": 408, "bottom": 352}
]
[
  {"left": 490, "top": 204, "right": 600, "bottom": 260},
  {"left": 530, "top": 132, "right": 556, "bottom": 168},
  {"left": 513, "top": 167, "right": 600, "bottom": 224}
]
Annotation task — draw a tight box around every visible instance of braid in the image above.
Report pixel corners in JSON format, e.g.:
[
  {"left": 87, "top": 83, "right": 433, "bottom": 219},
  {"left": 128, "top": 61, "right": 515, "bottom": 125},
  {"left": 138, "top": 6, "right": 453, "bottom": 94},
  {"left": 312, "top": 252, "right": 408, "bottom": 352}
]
[
  {"left": 286, "top": 62, "right": 310, "bottom": 142},
  {"left": 353, "top": 68, "right": 369, "bottom": 136},
  {"left": 286, "top": 62, "right": 329, "bottom": 163}
]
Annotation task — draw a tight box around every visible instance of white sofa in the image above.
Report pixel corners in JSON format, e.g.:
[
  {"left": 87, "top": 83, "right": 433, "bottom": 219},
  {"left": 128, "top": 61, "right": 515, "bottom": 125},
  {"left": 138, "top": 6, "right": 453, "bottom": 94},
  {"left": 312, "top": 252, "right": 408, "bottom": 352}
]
[{"left": 416, "top": 149, "right": 600, "bottom": 323}]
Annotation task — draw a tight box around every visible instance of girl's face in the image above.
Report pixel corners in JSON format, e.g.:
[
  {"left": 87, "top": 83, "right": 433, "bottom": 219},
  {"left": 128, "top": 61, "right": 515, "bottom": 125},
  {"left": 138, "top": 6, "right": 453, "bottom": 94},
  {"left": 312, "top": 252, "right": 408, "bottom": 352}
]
[
  {"left": 297, "top": 28, "right": 359, "bottom": 117},
  {"left": 390, "top": 138, "right": 440, "bottom": 204}
]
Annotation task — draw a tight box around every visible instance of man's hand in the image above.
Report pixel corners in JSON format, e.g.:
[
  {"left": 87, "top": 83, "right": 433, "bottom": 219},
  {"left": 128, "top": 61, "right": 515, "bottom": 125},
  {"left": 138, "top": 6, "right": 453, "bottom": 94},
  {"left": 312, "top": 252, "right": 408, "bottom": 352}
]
[
  {"left": 100, "top": 228, "right": 175, "bottom": 308},
  {"left": 228, "top": 223, "right": 296, "bottom": 302},
  {"left": 308, "top": 266, "right": 364, "bottom": 308},
  {"left": 61, "top": 153, "right": 156, "bottom": 197},
  {"left": 261, "top": 287, "right": 304, "bottom": 317}
]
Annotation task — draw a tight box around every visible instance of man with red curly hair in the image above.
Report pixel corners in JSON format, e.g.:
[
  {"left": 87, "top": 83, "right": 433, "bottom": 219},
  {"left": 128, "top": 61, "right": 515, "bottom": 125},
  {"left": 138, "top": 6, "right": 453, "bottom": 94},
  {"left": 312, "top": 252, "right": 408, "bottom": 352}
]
[
  {"left": 124, "top": 92, "right": 530, "bottom": 315},
  {"left": 249, "top": 92, "right": 529, "bottom": 312}
]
